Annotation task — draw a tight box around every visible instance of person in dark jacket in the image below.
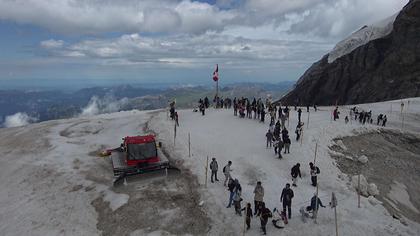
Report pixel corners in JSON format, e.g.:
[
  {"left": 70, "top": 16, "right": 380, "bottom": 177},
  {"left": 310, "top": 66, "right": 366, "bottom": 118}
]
[
  {"left": 210, "top": 158, "right": 219, "bottom": 183},
  {"left": 258, "top": 202, "right": 272, "bottom": 235},
  {"left": 227, "top": 178, "right": 235, "bottom": 208},
  {"left": 241, "top": 202, "right": 253, "bottom": 230},
  {"left": 266, "top": 129, "right": 274, "bottom": 148},
  {"left": 280, "top": 183, "right": 294, "bottom": 219},
  {"left": 291, "top": 163, "right": 301, "bottom": 187},
  {"left": 283, "top": 135, "right": 291, "bottom": 154},
  {"left": 306, "top": 194, "right": 326, "bottom": 212},
  {"left": 297, "top": 108, "right": 302, "bottom": 123}
]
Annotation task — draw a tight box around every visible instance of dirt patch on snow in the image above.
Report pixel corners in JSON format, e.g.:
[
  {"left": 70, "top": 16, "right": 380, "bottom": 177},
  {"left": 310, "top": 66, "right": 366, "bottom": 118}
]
[
  {"left": 330, "top": 129, "right": 420, "bottom": 224},
  {"left": 87, "top": 112, "right": 211, "bottom": 236}
]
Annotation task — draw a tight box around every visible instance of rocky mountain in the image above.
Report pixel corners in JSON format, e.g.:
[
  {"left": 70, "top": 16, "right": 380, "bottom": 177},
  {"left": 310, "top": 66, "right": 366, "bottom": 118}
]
[{"left": 280, "top": 0, "right": 420, "bottom": 106}]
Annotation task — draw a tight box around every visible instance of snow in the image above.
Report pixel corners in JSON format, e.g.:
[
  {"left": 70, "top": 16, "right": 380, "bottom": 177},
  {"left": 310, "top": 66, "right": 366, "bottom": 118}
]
[
  {"left": 149, "top": 97, "right": 420, "bottom": 235},
  {"left": 387, "top": 181, "right": 420, "bottom": 214},
  {"left": 328, "top": 13, "right": 398, "bottom": 63},
  {"left": 0, "top": 97, "right": 419, "bottom": 235}
]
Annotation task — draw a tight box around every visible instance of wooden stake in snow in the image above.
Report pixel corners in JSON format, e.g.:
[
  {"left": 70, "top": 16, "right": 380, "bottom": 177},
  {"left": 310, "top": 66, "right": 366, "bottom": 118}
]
[
  {"left": 188, "top": 132, "right": 191, "bottom": 157},
  {"left": 314, "top": 183, "right": 319, "bottom": 223},
  {"left": 358, "top": 174, "right": 361, "bottom": 208},
  {"left": 242, "top": 205, "right": 247, "bottom": 236},
  {"left": 300, "top": 128, "right": 303, "bottom": 146},
  {"left": 307, "top": 111, "right": 310, "bottom": 129},
  {"left": 313, "top": 142, "right": 318, "bottom": 165},
  {"left": 331, "top": 192, "right": 339, "bottom": 236},
  {"left": 205, "top": 156, "right": 209, "bottom": 188},
  {"left": 174, "top": 121, "right": 177, "bottom": 147}
]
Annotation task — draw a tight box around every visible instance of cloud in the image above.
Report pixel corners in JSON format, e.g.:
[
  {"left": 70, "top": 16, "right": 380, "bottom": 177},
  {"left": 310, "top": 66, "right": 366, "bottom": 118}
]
[
  {"left": 3, "top": 112, "right": 38, "bottom": 128},
  {"left": 40, "top": 33, "right": 333, "bottom": 69},
  {"left": 80, "top": 95, "right": 129, "bottom": 116},
  {"left": 0, "top": 0, "right": 236, "bottom": 35},
  {"left": 40, "top": 39, "right": 64, "bottom": 49}
]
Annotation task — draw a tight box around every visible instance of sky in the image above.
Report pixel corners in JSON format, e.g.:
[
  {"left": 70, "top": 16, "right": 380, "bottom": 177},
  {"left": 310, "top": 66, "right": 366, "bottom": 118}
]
[{"left": 0, "top": 0, "right": 409, "bottom": 87}]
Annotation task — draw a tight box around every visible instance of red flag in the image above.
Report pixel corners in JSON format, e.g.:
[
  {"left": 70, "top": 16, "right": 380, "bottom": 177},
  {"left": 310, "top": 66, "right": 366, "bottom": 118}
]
[{"left": 213, "top": 64, "right": 219, "bottom": 82}]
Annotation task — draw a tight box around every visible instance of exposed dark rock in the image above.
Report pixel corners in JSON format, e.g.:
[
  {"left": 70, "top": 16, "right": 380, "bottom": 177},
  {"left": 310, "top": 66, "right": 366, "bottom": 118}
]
[{"left": 280, "top": 0, "right": 420, "bottom": 105}]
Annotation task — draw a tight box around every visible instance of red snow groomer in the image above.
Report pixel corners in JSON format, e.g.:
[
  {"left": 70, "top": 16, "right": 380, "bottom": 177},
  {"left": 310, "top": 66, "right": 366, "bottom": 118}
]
[{"left": 108, "top": 135, "right": 172, "bottom": 185}]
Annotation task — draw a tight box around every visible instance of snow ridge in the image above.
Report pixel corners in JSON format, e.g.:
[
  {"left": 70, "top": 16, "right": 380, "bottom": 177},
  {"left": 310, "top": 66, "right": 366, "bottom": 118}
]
[{"left": 327, "top": 13, "right": 398, "bottom": 63}]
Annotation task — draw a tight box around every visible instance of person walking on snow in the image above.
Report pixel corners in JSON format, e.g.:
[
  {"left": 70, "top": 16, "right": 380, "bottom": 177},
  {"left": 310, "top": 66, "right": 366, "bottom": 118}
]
[
  {"left": 258, "top": 202, "right": 272, "bottom": 235},
  {"left": 297, "top": 108, "right": 302, "bottom": 123},
  {"left": 291, "top": 163, "right": 302, "bottom": 187},
  {"left": 241, "top": 203, "right": 253, "bottom": 230},
  {"left": 274, "top": 138, "right": 284, "bottom": 159},
  {"left": 266, "top": 129, "right": 274, "bottom": 148},
  {"left": 227, "top": 178, "right": 235, "bottom": 208},
  {"left": 306, "top": 193, "right": 326, "bottom": 214},
  {"left": 283, "top": 135, "right": 291, "bottom": 154},
  {"left": 233, "top": 179, "right": 243, "bottom": 215},
  {"left": 280, "top": 183, "right": 294, "bottom": 219},
  {"left": 280, "top": 114, "right": 287, "bottom": 129},
  {"left": 254, "top": 181, "right": 264, "bottom": 216},
  {"left": 223, "top": 161, "right": 233, "bottom": 186},
  {"left": 382, "top": 115, "right": 387, "bottom": 127},
  {"left": 309, "top": 162, "right": 320, "bottom": 187},
  {"left": 295, "top": 122, "right": 303, "bottom": 141},
  {"left": 210, "top": 158, "right": 219, "bottom": 183}
]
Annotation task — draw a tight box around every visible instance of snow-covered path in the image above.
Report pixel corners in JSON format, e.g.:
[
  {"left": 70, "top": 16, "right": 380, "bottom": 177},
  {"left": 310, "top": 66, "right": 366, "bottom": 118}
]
[{"left": 150, "top": 98, "right": 420, "bottom": 236}]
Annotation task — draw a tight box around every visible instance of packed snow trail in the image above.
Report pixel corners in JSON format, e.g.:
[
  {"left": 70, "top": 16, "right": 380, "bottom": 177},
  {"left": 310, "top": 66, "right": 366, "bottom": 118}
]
[{"left": 150, "top": 98, "right": 420, "bottom": 236}]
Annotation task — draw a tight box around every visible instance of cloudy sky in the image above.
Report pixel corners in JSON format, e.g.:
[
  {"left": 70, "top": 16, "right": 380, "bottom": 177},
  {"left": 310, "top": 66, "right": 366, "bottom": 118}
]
[{"left": 0, "top": 0, "right": 408, "bottom": 86}]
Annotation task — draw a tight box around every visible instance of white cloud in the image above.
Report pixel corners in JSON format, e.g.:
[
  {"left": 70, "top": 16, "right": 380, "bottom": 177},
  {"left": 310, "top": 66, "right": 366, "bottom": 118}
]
[
  {"left": 80, "top": 95, "right": 129, "bottom": 116},
  {"left": 40, "top": 39, "right": 64, "bottom": 49},
  {"left": 3, "top": 112, "right": 38, "bottom": 128}
]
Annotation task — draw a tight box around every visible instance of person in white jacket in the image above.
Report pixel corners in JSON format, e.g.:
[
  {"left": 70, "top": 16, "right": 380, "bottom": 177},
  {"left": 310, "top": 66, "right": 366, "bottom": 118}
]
[{"left": 223, "top": 161, "right": 233, "bottom": 186}]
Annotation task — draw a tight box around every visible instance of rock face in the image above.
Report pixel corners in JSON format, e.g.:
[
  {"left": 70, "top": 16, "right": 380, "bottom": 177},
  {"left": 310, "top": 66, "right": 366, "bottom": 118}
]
[{"left": 281, "top": 0, "right": 420, "bottom": 105}]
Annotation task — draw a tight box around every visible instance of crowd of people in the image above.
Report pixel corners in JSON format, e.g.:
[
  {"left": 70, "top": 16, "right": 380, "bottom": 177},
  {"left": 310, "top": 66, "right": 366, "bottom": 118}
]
[
  {"left": 208, "top": 157, "right": 324, "bottom": 234},
  {"left": 178, "top": 95, "right": 393, "bottom": 234}
]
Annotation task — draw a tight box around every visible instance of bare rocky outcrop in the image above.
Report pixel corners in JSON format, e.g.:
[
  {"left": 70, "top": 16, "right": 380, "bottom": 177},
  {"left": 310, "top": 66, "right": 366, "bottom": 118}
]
[{"left": 280, "top": 0, "right": 420, "bottom": 105}]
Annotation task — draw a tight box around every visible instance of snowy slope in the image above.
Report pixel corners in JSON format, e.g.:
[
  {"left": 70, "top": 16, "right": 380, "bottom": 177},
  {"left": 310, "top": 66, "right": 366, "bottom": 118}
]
[
  {"left": 150, "top": 98, "right": 420, "bottom": 236},
  {"left": 0, "top": 98, "right": 419, "bottom": 235},
  {"left": 328, "top": 13, "right": 397, "bottom": 63}
]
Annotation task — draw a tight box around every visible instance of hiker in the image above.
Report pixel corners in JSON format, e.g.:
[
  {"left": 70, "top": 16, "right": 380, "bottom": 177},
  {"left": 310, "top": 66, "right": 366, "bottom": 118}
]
[
  {"left": 306, "top": 193, "right": 326, "bottom": 213},
  {"left": 333, "top": 107, "right": 340, "bottom": 121},
  {"left": 297, "top": 108, "right": 302, "bottom": 123},
  {"left": 345, "top": 116, "right": 349, "bottom": 124},
  {"left": 223, "top": 161, "right": 233, "bottom": 186},
  {"left": 309, "top": 162, "right": 320, "bottom": 187},
  {"left": 199, "top": 102, "right": 205, "bottom": 116},
  {"left": 281, "top": 128, "right": 289, "bottom": 142},
  {"left": 233, "top": 179, "right": 243, "bottom": 215},
  {"left": 280, "top": 183, "right": 294, "bottom": 219},
  {"left": 313, "top": 104, "right": 317, "bottom": 112},
  {"left": 377, "top": 114, "right": 383, "bottom": 125},
  {"left": 283, "top": 135, "right": 291, "bottom": 154},
  {"left": 274, "top": 138, "right": 284, "bottom": 159},
  {"left": 174, "top": 112, "right": 179, "bottom": 126},
  {"left": 254, "top": 181, "right": 264, "bottom": 216},
  {"left": 295, "top": 122, "right": 303, "bottom": 141},
  {"left": 241, "top": 203, "right": 253, "bottom": 230},
  {"left": 210, "top": 158, "right": 219, "bottom": 183},
  {"left": 258, "top": 202, "right": 272, "bottom": 235},
  {"left": 291, "top": 163, "right": 302, "bottom": 187},
  {"left": 266, "top": 129, "right": 274, "bottom": 148},
  {"left": 227, "top": 178, "right": 235, "bottom": 208},
  {"left": 204, "top": 96, "right": 209, "bottom": 108},
  {"left": 280, "top": 115, "right": 286, "bottom": 129},
  {"left": 306, "top": 105, "right": 310, "bottom": 112},
  {"left": 261, "top": 109, "right": 266, "bottom": 123},
  {"left": 382, "top": 115, "right": 387, "bottom": 127}
]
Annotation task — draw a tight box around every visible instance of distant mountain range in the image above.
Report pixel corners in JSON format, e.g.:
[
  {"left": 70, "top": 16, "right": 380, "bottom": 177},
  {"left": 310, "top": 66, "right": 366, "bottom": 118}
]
[
  {"left": 281, "top": 0, "right": 420, "bottom": 105},
  {"left": 0, "top": 81, "right": 293, "bottom": 127}
]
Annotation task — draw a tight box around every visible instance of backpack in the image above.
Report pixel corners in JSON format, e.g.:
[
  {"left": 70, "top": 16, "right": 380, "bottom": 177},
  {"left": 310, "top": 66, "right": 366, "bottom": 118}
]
[{"left": 316, "top": 167, "right": 320, "bottom": 174}]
